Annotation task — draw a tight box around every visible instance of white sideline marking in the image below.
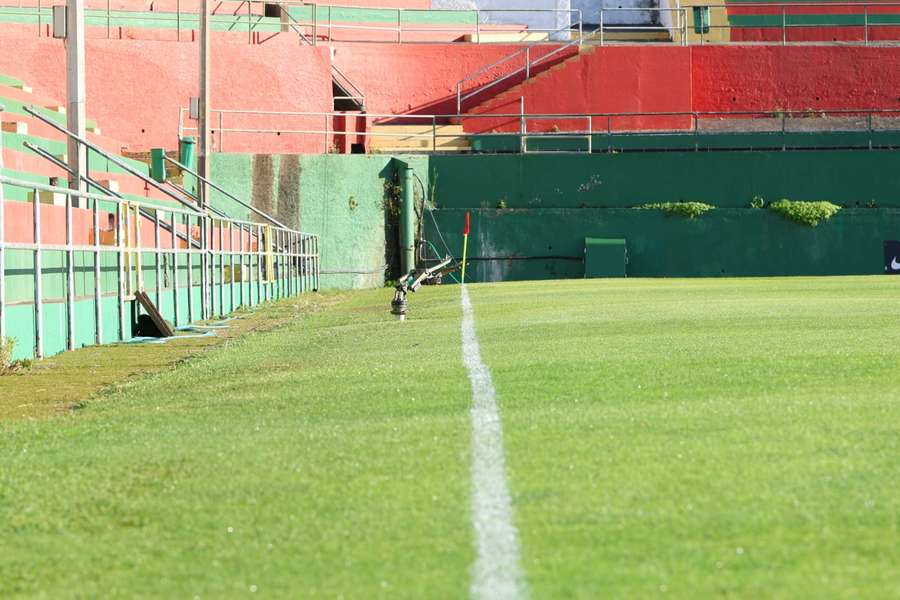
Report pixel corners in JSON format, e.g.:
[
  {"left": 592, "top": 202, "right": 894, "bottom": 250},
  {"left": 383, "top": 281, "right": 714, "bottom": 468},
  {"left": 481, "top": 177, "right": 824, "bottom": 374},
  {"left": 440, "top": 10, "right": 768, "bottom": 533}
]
[{"left": 461, "top": 285, "right": 526, "bottom": 600}]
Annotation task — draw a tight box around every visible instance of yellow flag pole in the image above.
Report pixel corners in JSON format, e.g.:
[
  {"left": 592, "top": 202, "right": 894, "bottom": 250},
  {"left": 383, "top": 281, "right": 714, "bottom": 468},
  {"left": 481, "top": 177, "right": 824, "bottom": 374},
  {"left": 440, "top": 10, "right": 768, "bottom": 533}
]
[{"left": 461, "top": 211, "right": 470, "bottom": 284}]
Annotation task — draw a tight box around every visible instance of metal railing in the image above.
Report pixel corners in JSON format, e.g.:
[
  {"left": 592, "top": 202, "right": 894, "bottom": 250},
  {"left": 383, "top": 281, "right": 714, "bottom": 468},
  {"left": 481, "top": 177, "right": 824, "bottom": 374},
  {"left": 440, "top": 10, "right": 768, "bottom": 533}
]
[
  {"left": 5, "top": 0, "right": 899, "bottom": 45},
  {"left": 177, "top": 105, "right": 900, "bottom": 154},
  {"left": 0, "top": 107, "right": 319, "bottom": 361},
  {"left": 0, "top": 0, "right": 581, "bottom": 44},
  {"left": 455, "top": 20, "right": 586, "bottom": 114}
]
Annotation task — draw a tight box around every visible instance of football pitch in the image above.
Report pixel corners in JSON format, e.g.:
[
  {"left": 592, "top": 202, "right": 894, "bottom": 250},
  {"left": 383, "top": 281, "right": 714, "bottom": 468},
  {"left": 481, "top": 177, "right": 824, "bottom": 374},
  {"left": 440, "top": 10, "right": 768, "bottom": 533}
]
[{"left": 2, "top": 276, "right": 899, "bottom": 598}]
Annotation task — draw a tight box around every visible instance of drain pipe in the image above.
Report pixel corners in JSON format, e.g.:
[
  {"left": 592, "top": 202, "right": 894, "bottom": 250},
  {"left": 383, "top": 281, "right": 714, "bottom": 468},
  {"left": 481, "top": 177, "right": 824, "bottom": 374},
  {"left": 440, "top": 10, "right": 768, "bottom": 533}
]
[{"left": 400, "top": 164, "right": 416, "bottom": 274}]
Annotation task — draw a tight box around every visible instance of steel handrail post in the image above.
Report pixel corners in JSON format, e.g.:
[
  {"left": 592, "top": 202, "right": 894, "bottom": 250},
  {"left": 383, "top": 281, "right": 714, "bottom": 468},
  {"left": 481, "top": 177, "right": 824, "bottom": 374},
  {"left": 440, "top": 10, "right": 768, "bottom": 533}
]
[
  {"left": 782, "top": 7, "right": 786, "bottom": 45},
  {"left": 33, "top": 187, "right": 43, "bottom": 357},
  {"left": 93, "top": 194, "right": 102, "bottom": 344},
  {"left": 171, "top": 210, "right": 180, "bottom": 326},
  {"left": 177, "top": 0, "right": 180, "bottom": 41},
  {"left": 65, "top": 186, "right": 75, "bottom": 350},
  {"left": 397, "top": 8, "right": 401, "bottom": 43},
  {"left": 107, "top": 0, "right": 111, "bottom": 38},
  {"left": 600, "top": 9, "right": 604, "bottom": 45},
  {"left": 864, "top": 5, "right": 869, "bottom": 46}
]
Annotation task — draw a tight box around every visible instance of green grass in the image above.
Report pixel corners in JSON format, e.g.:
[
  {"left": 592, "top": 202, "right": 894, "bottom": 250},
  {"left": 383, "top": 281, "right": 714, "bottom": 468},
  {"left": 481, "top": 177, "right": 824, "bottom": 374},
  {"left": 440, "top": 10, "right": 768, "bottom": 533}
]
[{"left": 2, "top": 277, "right": 900, "bottom": 597}]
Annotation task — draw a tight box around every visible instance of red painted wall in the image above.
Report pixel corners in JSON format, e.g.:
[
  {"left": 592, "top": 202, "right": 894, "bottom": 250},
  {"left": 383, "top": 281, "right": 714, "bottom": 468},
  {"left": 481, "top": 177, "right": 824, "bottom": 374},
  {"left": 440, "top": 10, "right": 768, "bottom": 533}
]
[
  {"left": 463, "top": 47, "right": 694, "bottom": 133},
  {"left": 0, "top": 27, "right": 332, "bottom": 152},
  {"left": 462, "top": 45, "right": 900, "bottom": 134},
  {"left": 690, "top": 46, "right": 900, "bottom": 113},
  {"left": 331, "top": 42, "right": 568, "bottom": 116}
]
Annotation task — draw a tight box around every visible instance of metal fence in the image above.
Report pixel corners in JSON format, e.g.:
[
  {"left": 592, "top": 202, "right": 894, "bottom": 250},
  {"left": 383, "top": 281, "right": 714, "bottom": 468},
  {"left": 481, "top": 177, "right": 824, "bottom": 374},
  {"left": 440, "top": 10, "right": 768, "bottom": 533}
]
[
  {"left": 4, "top": 0, "right": 899, "bottom": 45},
  {"left": 0, "top": 0, "right": 581, "bottom": 44},
  {"left": 177, "top": 105, "right": 900, "bottom": 154},
  {"left": 0, "top": 108, "right": 319, "bottom": 360}
]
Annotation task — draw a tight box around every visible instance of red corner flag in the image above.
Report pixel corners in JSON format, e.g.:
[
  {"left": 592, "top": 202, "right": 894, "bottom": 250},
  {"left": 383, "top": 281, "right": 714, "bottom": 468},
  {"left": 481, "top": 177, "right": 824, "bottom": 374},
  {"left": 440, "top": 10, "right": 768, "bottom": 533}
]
[{"left": 463, "top": 211, "right": 471, "bottom": 235}]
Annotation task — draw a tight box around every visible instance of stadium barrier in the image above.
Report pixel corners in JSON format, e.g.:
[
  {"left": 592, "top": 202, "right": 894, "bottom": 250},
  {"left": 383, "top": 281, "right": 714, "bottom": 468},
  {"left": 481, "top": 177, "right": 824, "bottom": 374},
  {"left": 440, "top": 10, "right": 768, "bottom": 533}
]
[
  {"left": 4, "top": 1, "right": 900, "bottom": 45},
  {"left": 0, "top": 109, "right": 320, "bottom": 361},
  {"left": 177, "top": 106, "right": 900, "bottom": 154}
]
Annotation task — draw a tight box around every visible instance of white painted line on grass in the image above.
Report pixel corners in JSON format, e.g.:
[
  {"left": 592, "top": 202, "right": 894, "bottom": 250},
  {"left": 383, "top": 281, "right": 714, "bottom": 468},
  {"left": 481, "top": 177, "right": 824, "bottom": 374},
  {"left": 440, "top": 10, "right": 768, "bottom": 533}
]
[{"left": 461, "top": 285, "right": 526, "bottom": 600}]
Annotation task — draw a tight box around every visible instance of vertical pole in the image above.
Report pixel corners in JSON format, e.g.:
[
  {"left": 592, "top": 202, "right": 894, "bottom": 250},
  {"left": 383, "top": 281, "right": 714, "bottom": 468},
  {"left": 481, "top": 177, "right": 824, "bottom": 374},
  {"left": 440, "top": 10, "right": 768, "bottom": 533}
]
[
  {"left": 519, "top": 96, "right": 525, "bottom": 153},
  {"left": 0, "top": 106, "right": 6, "bottom": 343},
  {"left": 106, "top": 0, "right": 110, "bottom": 38},
  {"left": 67, "top": 0, "right": 87, "bottom": 208},
  {"left": 461, "top": 211, "right": 470, "bottom": 285},
  {"left": 600, "top": 9, "right": 604, "bottom": 46},
  {"left": 176, "top": 0, "right": 180, "bottom": 41},
  {"left": 186, "top": 214, "right": 194, "bottom": 323},
  {"left": 65, "top": 190, "right": 75, "bottom": 350},
  {"left": 256, "top": 224, "right": 262, "bottom": 304},
  {"left": 219, "top": 219, "right": 225, "bottom": 315},
  {"left": 782, "top": 8, "right": 786, "bottom": 45},
  {"left": 312, "top": 2, "right": 318, "bottom": 45},
  {"left": 248, "top": 0, "right": 252, "bottom": 44},
  {"left": 864, "top": 6, "right": 869, "bottom": 46},
  {"left": 154, "top": 210, "right": 162, "bottom": 309},
  {"left": 587, "top": 115, "right": 592, "bottom": 153},
  {"left": 397, "top": 8, "right": 402, "bottom": 43},
  {"left": 198, "top": 0, "right": 211, "bottom": 213},
  {"left": 229, "top": 221, "right": 236, "bottom": 310},
  {"left": 117, "top": 202, "right": 126, "bottom": 340},
  {"left": 93, "top": 195, "right": 102, "bottom": 344},
  {"left": 200, "top": 215, "right": 208, "bottom": 319},
  {"left": 400, "top": 166, "right": 415, "bottom": 274},
  {"left": 240, "top": 223, "right": 248, "bottom": 307},
  {"left": 37, "top": 0, "right": 41, "bottom": 37},
  {"left": 33, "top": 188, "right": 43, "bottom": 358},
  {"left": 171, "top": 210, "right": 180, "bottom": 327},
  {"left": 525, "top": 47, "right": 530, "bottom": 79},
  {"left": 432, "top": 115, "right": 437, "bottom": 151}
]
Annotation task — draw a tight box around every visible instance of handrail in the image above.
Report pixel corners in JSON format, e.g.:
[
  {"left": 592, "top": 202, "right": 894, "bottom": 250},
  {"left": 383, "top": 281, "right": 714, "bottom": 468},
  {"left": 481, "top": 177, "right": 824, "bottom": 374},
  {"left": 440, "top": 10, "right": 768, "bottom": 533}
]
[
  {"left": 24, "top": 141, "right": 205, "bottom": 249},
  {"left": 331, "top": 63, "right": 366, "bottom": 107},
  {"left": 6, "top": 0, "right": 900, "bottom": 46},
  {"left": 162, "top": 153, "right": 290, "bottom": 229},
  {"left": 178, "top": 105, "right": 900, "bottom": 154},
  {"left": 455, "top": 21, "right": 588, "bottom": 114},
  {"left": 23, "top": 106, "right": 204, "bottom": 215}
]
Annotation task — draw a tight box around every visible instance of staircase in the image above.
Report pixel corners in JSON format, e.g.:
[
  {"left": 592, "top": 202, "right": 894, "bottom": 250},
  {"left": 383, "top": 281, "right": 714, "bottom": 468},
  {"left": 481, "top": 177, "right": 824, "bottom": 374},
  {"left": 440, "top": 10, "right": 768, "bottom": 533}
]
[
  {"left": 368, "top": 124, "right": 471, "bottom": 153},
  {"left": 1, "top": 73, "right": 183, "bottom": 208}
]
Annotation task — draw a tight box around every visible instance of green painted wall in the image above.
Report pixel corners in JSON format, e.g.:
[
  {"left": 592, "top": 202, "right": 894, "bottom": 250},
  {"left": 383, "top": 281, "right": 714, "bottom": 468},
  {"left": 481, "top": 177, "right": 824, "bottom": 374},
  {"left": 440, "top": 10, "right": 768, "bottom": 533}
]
[
  {"left": 210, "top": 153, "right": 429, "bottom": 289},
  {"left": 429, "top": 150, "right": 900, "bottom": 210},
  {"left": 425, "top": 150, "right": 900, "bottom": 281},
  {"left": 426, "top": 208, "right": 900, "bottom": 281}
]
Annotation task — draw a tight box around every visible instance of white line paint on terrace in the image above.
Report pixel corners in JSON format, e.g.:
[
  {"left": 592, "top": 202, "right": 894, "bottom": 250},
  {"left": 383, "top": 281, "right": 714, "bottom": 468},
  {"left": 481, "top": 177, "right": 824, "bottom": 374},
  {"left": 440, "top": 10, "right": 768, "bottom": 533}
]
[{"left": 460, "top": 285, "right": 526, "bottom": 600}]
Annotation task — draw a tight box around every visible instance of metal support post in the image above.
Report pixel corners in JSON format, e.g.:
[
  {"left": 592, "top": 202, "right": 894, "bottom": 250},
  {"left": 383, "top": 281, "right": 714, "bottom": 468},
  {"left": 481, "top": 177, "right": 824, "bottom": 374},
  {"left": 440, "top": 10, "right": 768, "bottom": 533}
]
[
  {"left": 198, "top": 0, "right": 211, "bottom": 213},
  {"left": 400, "top": 167, "right": 416, "bottom": 274},
  {"left": 65, "top": 191, "right": 75, "bottom": 350},
  {"left": 67, "top": 0, "right": 88, "bottom": 207},
  {"left": 93, "top": 195, "right": 102, "bottom": 344},
  {"left": 33, "top": 188, "right": 43, "bottom": 358}
]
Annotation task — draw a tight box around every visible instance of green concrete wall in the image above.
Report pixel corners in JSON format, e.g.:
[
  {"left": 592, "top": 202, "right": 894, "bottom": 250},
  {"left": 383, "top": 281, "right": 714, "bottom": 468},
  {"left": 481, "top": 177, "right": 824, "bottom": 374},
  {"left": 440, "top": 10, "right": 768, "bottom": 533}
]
[
  {"left": 426, "top": 208, "right": 900, "bottom": 281},
  {"left": 429, "top": 151, "right": 900, "bottom": 210},
  {"left": 424, "top": 150, "right": 900, "bottom": 281},
  {"left": 210, "top": 153, "right": 429, "bottom": 289}
]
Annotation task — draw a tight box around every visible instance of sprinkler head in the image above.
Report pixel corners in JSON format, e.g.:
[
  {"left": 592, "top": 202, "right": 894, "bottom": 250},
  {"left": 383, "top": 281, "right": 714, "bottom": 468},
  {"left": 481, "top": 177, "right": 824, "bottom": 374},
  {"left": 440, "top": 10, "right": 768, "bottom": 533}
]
[{"left": 391, "top": 297, "right": 408, "bottom": 322}]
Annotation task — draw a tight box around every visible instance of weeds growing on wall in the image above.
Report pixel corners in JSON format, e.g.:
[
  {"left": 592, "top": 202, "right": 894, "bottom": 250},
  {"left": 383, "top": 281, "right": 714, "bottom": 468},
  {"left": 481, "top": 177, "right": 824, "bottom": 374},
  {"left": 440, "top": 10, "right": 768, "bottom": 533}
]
[
  {"left": 769, "top": 200, "right": 842, "bottom": 227},
  {"left": 636, "top": 202, "right": 715, "bottom": 218}
]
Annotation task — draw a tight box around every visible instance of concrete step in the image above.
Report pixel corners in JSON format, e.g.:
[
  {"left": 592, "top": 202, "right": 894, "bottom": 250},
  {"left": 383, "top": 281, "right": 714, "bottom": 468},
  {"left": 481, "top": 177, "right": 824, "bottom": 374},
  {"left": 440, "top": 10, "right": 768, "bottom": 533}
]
[{"left": 369, "top": 124, "right": 471, "bottom": 152}]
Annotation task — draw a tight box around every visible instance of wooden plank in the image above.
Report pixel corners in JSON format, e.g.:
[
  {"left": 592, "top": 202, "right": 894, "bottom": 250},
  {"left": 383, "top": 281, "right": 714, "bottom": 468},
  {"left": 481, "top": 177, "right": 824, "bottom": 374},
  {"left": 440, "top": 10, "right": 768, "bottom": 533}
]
[{"left": 134, "top": 289, "right": 175, "bottom": 337}]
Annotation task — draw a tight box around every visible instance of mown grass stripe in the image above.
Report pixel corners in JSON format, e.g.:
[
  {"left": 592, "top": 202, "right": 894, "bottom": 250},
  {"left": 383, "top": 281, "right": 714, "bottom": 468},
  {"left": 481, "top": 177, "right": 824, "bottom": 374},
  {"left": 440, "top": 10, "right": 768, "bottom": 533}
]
[{"left": 461, "top": 285, "right": 526, "bottom": 600}]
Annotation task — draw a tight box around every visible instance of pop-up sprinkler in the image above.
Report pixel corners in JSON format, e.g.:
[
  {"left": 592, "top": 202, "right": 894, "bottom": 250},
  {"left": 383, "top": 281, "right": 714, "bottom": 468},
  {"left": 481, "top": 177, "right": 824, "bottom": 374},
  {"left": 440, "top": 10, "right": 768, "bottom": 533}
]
[{"left": 391, "top": 255, "right": 454, "bottom": 321}]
